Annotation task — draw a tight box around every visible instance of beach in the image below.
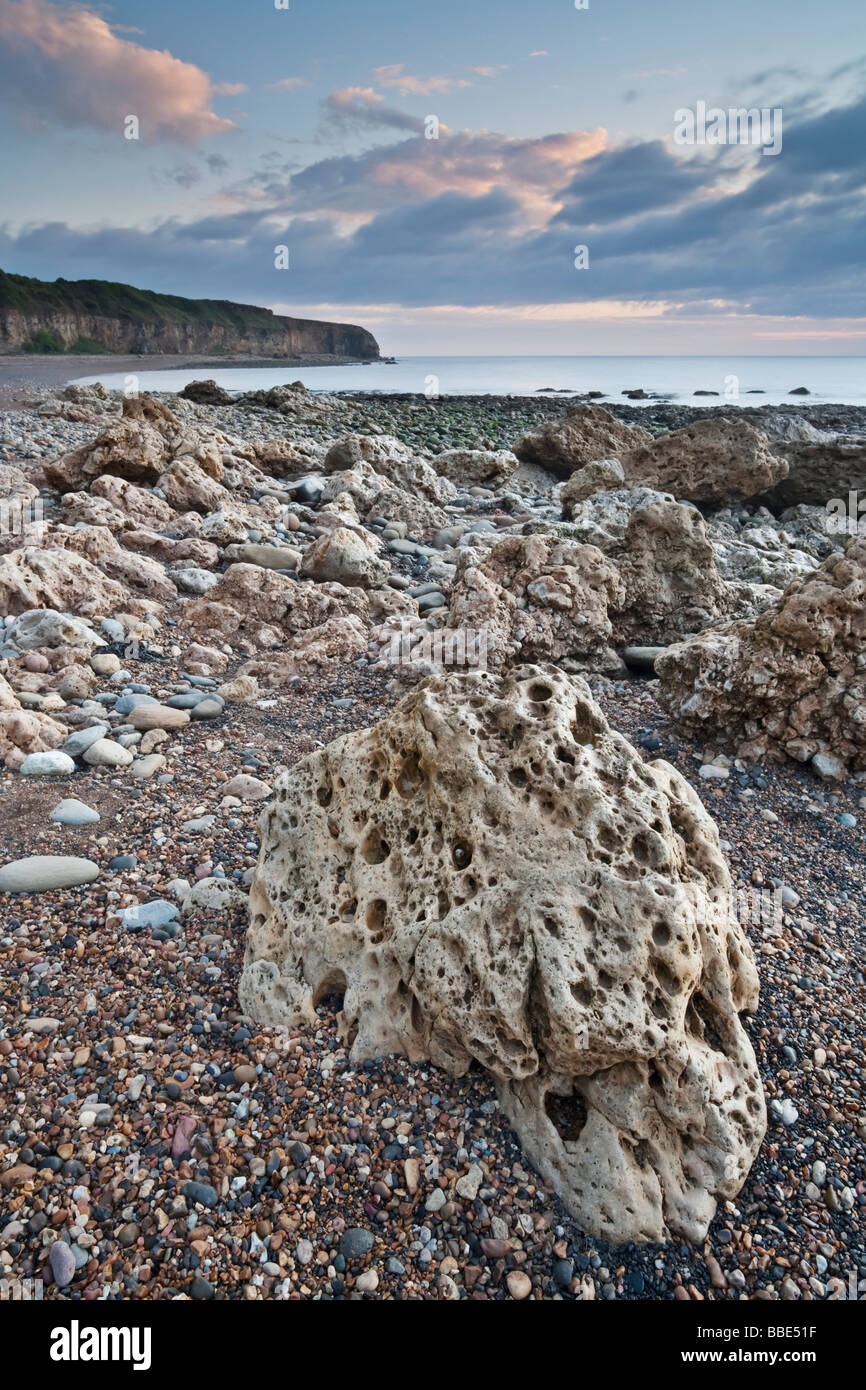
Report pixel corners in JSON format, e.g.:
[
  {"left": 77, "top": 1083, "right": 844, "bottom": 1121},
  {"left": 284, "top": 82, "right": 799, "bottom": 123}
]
[{"left": 0, "top": 376, "right": 864, "bottom": 1300}]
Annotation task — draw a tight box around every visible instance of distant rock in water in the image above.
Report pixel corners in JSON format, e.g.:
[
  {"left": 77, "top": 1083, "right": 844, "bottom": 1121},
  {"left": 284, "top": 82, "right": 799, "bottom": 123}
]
[
  {"left": 789, "top": 386, "right": 811, "bottom": 395},
  {"left": 0, "top": 268, "right": 379, "bottom": 360}
]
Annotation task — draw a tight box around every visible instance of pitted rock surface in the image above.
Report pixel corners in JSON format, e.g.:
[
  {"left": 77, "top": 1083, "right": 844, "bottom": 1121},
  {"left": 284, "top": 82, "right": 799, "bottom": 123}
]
[
  {"left": 240, "top": 666, "right": 765, "bottom": 1243},
  {"left": 656, "top": 536, "right": 866, "bottom": 773}
]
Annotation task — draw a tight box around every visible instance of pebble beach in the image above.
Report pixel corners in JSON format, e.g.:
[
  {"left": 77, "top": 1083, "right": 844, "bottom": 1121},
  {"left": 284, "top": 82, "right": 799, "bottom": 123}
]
[{"left": 0, "top": 379, "right": 864, "bottom": 1303}]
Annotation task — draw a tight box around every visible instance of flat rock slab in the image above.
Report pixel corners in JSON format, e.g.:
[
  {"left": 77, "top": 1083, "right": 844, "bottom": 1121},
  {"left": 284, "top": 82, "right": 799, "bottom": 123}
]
[{"left": 0, "top": 855, "right": 100, "bottom": 893}]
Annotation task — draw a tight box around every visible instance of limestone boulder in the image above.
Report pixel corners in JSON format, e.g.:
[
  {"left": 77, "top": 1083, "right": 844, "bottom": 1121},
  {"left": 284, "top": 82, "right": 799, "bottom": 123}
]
[
  {"left": 446, "top": 534, "right": 624, "bottom": 672},
  {"left": 301, "top": 527, "right": 390, "bottom": 589},
  {"left": 750, "top": 411, "right": 866, "bottom": 508},
  {"left": 60, "top": 492, "right": 129, "bottom": 532},
  {"left": 240, "top": 666, "right": 765, "bottom": 1243},
  {"left": 621, "top": 418, "right": 789, "bottom": 504},
  {"left": 122, "top": 531, "right": 219, "bottom": 569},
  {"left": 90, "top": 475, "right": 176, "bottom": 530},
  {"left": 248, "top": 438, "right": 326, "bottom": 477},
  {"left": 561, "top": 458, "right": 625, "bottom": 517},
  {"left": 157, "top": 458, "right": 231, "bottom": 514},
  {"left": 3, "top": 609, "right": 101, "bottom": 651},
  {"left": 367, "top": 488, "right": 450, "bottom": 538},
  {"left": 613, "top": 501, "right": 733, "bottom": 645},
  {"left": 0, "top": 548, "right": 148, "bottom": 620},
  {"left": 0, "top": 467, "right": 39, "bottom": 503},
  {"left": 324, "top": 435, "right": 455, "bottom": 506},
  {"left": 186, "top": 563, "right": 369, "bottom": 652},
  {"left": 513, "top": 405, "right": 651, "bottom": 478},
  {"left": 48, "top": 526, "right": 176, "bottom": 603},
  {"left": 44, "top": 418, "right": 168, "bottom": 491},
  {"left": 656, "top": 536, "right": 866, "bottom": 773},
  {"left": 432, "top": 449, "right": 518, "bottom": 488}
]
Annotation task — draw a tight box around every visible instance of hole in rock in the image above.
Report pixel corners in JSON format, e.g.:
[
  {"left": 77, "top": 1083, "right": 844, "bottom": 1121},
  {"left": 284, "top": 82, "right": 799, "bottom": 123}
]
[
  {"left": 313, "top": 970, "right": 348, "bottom": 1010},
  {"left": 365, "top": 899, "right": 387, "bottom": 935},
  {"left": 686, "top": 992, "right": 727, "bottom": 1054},
  {"left": 508, "top": 766, "right": 528, "bottom": 788},
  {"left": 527, "top": 681, "right": 554, "bottom": 703},
  {"left": 397, "top": 750, "right": 423, "bottom": 797},
  {"left": 545, "top": 1088, "right": 588, "bottom": 1142},
  {"left": 653, "top": 960, "right": 682, "bottom": 995},
  {"left": 452, "top": 840, "right": 473, "bottom": 869},
  {"left": 361, "top": 827, "right": 391, "bottom": 864}
]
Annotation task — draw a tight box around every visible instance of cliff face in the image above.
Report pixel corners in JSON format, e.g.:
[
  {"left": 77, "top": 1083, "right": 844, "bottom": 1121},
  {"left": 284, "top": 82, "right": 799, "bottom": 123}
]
[{"left": 0, "top": 272, "right": 380, "bottom": 360}]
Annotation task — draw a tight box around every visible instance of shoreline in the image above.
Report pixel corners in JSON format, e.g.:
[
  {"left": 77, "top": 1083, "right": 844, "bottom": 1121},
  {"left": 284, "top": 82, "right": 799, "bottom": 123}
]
[{"left": 0, "top": 351, "right": 381, "bottom": 408}]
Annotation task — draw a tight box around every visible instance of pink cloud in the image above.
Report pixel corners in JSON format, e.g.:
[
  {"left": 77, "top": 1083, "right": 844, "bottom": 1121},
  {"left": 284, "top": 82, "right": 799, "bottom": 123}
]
[
  {"left": 373, "top": 64, "right": 471, "bottom": 96},
  {"left": 0, "top": 0, "right": 235, "bottom": 142}
]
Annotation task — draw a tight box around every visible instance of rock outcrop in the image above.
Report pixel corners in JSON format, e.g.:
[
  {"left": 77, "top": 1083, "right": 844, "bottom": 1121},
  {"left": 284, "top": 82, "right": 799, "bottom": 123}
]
[
  {"left": 239, "top": 666, "right": 765, "bottom": 1243},
  {"left": 561, "top": 458, "right": 625, "bottom": 517},
  {"left": 513, "top": 405, "right": 651, "bottom": 478},
  {"left": 445, "top": 534, "right": 624, "bottom": 672},
  {"left": 656, "top": 537, "right": 866, "bottom": 773},
  {"left": 751, "top": 412, "right": 866, "bottom": 508},
  {"left": 613, "top": 501, "right": 733, "bottom": 645},
  {"left": 432, "top": 449, "right": 519, "bottom": 488},
  {"left": 621, "top": 418, "right": 789, "bottom": 504}
]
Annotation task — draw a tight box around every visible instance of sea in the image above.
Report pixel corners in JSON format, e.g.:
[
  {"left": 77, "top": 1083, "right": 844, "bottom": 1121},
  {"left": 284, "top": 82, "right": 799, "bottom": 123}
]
[{"left": 74, "top": 355, "right": 866, "bottom": 408}]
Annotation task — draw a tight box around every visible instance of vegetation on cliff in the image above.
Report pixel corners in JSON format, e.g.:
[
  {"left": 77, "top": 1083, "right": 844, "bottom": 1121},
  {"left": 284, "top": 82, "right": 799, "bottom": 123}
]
[{"left": 0, "top": 270, "right": 379, "bottom": 358}]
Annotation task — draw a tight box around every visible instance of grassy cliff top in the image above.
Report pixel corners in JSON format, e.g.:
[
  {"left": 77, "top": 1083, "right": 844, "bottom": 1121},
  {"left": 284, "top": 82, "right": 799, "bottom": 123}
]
[{"left": 0, "top": 269, "right": 301, "bottom": 331}]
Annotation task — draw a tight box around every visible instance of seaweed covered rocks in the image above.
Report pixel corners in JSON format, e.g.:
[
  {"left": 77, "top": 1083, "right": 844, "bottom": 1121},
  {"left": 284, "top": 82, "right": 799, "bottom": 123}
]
[{"left": 240, "top": 666, "right": 766, "bottom": 1244}]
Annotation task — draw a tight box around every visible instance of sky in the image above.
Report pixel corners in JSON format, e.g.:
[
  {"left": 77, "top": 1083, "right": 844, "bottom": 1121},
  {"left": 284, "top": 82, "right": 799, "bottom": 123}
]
[{"left": 0, "top": 0, "right": 864, "bottom": 354}]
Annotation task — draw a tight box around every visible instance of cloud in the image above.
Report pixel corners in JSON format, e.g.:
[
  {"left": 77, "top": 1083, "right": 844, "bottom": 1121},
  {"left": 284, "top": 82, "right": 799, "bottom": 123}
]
[
  {"left": 271, "top": 77, "right": 310, "bottom": 92},
  {"left": 214, "top": 82, "right": 247, "bottom": 96},
  {"left": 467, "top": 65, "right": 510, "bottom": 79},
  {"left": 0, "top": 0, "right": 235, "bottom": 142},
  {"left": 372, "top": 64, "right": 471, "bottom": 96},
  {"left": 1, "top": 77, "right": 863, "bottom": 333},
  {"left": 323, "top": 87, "right": 424, "bottom": 134}
]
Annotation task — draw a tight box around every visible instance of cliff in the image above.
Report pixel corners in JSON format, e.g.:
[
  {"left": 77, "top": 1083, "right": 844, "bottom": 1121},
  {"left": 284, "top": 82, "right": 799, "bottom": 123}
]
[{"left": 0, "top": 270, "right": 380, "bottom": 360}]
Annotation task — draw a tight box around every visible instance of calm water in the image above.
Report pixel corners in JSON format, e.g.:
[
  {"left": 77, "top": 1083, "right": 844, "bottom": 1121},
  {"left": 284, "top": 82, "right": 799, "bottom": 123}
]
[{"left": 74, "top": 355, "right": 866, "bottom": 407}]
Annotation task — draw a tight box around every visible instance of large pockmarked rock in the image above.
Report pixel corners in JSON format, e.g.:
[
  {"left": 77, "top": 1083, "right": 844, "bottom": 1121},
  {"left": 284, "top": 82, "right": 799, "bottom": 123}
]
[
  {"left": 445, "top": 534, "right": 624, "bottom": 672},
  {"left": 513, "top": 405, "right": 651, "bottom": 479},
  {"left": 239, "top": 667, "right": 765, "bottom": 1243},
  {"left": 655, "top": 536, "right": 866, "bottom": 773},
  {"left": 621, "top": 417, "right": 789, "bottom": 504}
]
